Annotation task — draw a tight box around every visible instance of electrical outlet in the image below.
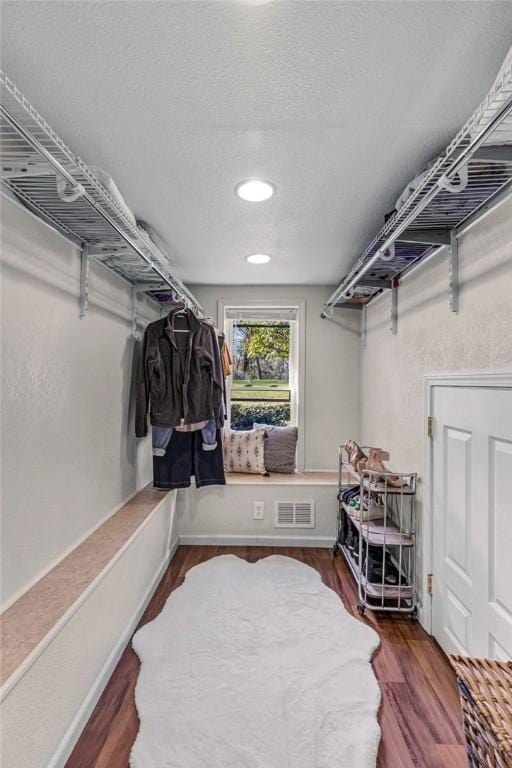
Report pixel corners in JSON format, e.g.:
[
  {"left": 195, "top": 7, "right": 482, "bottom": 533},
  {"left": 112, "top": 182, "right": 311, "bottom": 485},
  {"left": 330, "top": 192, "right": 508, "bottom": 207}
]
[{"left": 253, "top": 501, "right": 265, "bottom": 520}]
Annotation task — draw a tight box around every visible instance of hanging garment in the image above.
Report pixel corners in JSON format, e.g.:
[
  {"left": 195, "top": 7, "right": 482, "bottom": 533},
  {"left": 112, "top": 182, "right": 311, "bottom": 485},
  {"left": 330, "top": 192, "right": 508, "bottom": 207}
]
[
  {"left": 152, "top": 420, "right": 217, "bottom": 457},
  {"left": 135, "top": 307, "right": 224, "bottom": 437},
  {"left": 220, "top": 338, "right": 233, "bottom": 377},
  {"left": 217, "top": 334, "right": 230, "bottom": 418},
  {"left": 153, "top": 428, "right": 225, "bottom": 490}
]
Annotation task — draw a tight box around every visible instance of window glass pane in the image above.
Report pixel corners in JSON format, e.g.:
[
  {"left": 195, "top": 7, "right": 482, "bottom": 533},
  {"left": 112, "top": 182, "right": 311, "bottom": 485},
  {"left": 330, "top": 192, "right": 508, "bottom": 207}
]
[{"left": 230, "top": 320, "right": 291, "bottom": 430}]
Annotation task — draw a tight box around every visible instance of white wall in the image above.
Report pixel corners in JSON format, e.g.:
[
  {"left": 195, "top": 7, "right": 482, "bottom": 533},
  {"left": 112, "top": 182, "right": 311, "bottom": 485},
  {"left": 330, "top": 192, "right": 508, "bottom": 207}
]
[
  {"left": 360, "top": 196, "right": 512, "bottom": 607},
  {"left": 176, "top": 483, "right": 337, "bottom": 546},
  {"left": 0, "top": 197, "right": 159, "bottom": 607},
  {"left": 189, "top": 284, "right": 361, "bottom": 471}
]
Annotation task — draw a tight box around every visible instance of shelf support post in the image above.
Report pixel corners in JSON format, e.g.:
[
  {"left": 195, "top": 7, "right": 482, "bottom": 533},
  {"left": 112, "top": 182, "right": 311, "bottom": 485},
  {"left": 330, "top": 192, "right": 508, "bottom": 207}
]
[
  {"left": 361, "top": 304, "right": 367, "bottom": 347},
  {"left": 79, "top": 245, "right": 90, "bottom": 320},
  {"left": 131, "top": 286, "right": 139, "bottom": 339},
  {"left": 449, "top": 231, "right": 459, "bottom": 313},
  {"left": 390, "top": 277, "right": 399, "bottom": 335}
]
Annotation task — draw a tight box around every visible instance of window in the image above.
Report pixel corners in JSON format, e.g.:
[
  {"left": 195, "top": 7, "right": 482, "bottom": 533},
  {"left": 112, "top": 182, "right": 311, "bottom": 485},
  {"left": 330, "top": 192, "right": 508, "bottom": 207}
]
[{"left": 224, "top": 307, "right": 298, "bottom": 431}]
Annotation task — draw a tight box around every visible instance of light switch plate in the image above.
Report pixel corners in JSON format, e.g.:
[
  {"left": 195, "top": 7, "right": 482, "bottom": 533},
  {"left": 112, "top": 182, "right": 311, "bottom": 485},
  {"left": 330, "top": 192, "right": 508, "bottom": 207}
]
[{"left": 253, "top": 501, "right": 265, "bottom": 520}]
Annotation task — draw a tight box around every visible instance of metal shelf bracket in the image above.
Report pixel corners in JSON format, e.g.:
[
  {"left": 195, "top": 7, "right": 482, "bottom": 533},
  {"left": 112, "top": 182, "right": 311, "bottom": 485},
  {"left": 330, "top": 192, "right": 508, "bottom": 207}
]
[
  {"left": 380, "top": 243, "right": 395, "bottom": 262},
  {"left": 398, "top": 229, "right": 451, "bottom": 246},
  {"left": 449, "top": 231, "right": 459, "bottom": 313},
  {"left": 135, "top": 282, "right": 166, "bottom": 292},
  {"left": 438, "top": 164, "right": 469, "bottom": 194},
  {"left": 56, "top": 176, "right": 85, "bottom": 203},
  {"left": 79, "top": 245, "right": 90, "bottom": 320},
  {"left": 390, "top": 277, "right": 399, "bottom": 335}
]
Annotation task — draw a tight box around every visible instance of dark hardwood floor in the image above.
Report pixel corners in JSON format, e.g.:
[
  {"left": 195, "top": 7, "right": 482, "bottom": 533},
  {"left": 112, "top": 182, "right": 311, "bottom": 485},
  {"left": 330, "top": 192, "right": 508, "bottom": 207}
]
[{"left": 66, "top": 546, "right": 466, "bottom": 767}]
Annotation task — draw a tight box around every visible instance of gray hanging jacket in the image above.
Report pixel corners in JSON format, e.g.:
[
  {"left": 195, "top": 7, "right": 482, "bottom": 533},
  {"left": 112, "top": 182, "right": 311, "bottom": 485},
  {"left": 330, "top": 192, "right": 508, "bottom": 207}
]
[{"left": 135, "top": 307, "right": 224, "bottom": 437}]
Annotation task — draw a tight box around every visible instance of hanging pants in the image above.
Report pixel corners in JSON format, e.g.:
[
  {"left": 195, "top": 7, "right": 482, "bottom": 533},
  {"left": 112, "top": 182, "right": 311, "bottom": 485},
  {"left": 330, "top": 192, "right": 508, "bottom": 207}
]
[{"left": 152, "top": 427, "right": 225, "bottom": 490}]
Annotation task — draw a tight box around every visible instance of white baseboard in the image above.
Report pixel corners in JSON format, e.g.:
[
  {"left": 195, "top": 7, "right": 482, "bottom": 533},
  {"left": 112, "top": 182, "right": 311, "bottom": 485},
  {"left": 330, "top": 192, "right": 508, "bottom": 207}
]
[
  {"left": 48, "top": 536, "right": 179, "bottom": 768},
  {"left": 416, "top": 603, "right": 431, "bottom": 635},
  {"left": 178, "top": 534, "right": 335, "bottom": 548}
]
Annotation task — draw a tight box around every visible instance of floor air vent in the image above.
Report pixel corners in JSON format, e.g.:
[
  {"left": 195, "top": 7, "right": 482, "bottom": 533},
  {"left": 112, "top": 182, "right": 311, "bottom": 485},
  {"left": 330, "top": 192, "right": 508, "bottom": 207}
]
[{"left": 274, "top": 501, "right": 315, "bottom": 529}]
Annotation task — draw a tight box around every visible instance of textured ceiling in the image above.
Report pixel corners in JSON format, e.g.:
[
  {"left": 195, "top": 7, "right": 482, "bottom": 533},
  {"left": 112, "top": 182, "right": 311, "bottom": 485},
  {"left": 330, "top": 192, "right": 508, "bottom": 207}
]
[{"left": 2, "top": 1, "right": 512, "bottom": 285}]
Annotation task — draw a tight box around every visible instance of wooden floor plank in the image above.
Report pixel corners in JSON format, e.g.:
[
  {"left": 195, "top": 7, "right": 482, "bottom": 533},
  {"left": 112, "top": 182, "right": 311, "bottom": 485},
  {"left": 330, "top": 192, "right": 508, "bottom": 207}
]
[
  {"left": 377, "top": 684, "right": 417, "bottom": 768},
  {"left": 430, "top": 744, "right": 468, "bottom": 768},
  {"left": 66, "top": 546, "right": 466, "bottom": 768}
]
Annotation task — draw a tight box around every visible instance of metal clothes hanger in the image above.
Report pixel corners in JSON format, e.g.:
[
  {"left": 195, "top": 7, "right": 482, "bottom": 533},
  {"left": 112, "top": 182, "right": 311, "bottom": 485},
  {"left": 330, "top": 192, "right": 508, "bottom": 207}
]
[{"left": 167, "top": 299, "right": 189, "bottom": 331}]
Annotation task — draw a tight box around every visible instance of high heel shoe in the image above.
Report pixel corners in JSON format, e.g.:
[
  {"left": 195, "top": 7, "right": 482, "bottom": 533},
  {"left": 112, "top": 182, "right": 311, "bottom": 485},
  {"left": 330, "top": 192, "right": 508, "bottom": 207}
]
[
  {"left": 366, "top": 448, "right": 405, "bottom": 487},
  {"left": 355, "top": 446, "right": 384, "bottom": 475},
  {"left": 355, "top": 454, "right": 368, "bottom": 474},
  {"left": 343, "top": 440, "right": 367, "bottom": 473}
]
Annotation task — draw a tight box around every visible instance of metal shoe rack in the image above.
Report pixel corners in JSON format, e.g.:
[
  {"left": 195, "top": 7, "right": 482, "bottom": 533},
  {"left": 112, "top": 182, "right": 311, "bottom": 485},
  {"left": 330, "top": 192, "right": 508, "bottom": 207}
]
[
  {"left": 0, "top": 71, "right": 206, "bottom": 335},
  {"left": 335, "top": 445, "right": 418, "bottom": 618},
  {"left": 321, "top": 53, "right": 512, "bottom": 333}
]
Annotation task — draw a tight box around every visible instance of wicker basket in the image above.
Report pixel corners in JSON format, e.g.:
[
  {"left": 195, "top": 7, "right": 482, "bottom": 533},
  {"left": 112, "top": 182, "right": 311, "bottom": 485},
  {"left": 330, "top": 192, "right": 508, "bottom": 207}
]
[{"left": 450, "top": 656, "right": 512, "bottom": 768}]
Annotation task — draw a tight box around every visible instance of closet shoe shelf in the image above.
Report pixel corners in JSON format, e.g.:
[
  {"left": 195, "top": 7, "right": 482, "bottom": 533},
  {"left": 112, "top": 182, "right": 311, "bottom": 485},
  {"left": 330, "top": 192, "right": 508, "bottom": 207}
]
[
  {"left": 340, "top": 544, "right": 413, "bottom": 601},
  {"left": 0, "top": 72, "right": 204, "bottom": 324},
  {"left": 321, "top": 53, "right": 512, "bottom": 325},
  {"left": 335, "top": 445, "right": 418, "bottom": 617},
  {"left": 341, "top": 461, "right": 415, "bottom": 495},
  {"left": 342, "top": 503, "right": 414, "bottom": 547}
]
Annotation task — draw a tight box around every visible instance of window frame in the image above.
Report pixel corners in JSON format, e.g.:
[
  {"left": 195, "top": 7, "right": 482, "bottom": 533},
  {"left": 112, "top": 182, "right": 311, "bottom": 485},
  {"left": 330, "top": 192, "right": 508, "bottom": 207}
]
[{"left": 219, "top": 299, "right": 306, "bottom": 472}]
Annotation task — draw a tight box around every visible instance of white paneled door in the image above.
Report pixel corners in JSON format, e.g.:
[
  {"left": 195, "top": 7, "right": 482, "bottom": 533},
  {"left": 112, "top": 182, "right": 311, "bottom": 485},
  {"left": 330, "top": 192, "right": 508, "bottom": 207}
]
[{"left": 432, "top": 385, "right": 512, "bottom": 660}]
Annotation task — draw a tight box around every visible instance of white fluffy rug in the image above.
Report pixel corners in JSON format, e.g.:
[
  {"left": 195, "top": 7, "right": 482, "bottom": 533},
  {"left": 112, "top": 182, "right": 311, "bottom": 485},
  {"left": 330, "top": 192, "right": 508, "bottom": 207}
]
[{"left": 131, "top": 555, "right": 381, "bottom": 768}]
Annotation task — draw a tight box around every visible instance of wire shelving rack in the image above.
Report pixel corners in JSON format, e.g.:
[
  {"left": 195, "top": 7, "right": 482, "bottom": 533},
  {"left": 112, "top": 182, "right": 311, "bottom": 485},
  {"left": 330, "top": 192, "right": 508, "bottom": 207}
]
[
  {"left": 322, "top": 54, "right": 512, "bottom": 325},
  {"left": 0, "top": 71, "right": 204, "bottom": 327}
]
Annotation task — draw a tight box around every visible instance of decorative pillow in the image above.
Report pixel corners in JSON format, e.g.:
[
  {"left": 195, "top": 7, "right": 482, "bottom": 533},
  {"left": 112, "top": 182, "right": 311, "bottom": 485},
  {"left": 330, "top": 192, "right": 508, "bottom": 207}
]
[
  {"left": 253, "top": 423, "right": 298, "bottom": 474},
  {"left": 223, "top": 428, "right": 267, "bottom": 475}
]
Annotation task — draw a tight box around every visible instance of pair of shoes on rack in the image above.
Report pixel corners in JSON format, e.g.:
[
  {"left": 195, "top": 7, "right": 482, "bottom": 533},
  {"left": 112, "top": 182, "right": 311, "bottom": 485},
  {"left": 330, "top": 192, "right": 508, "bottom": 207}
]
[
  {"left": 345, "top": 527, "right": 360, "bottom": 562},
  {"left": 350, "top": 498, "right": 385, "bottom": 522},
  {"left": 343, "top": 440, "right": 405, "bottom": 488},
  {"left": 344, "top": 440, "right": 389, "bottom": 477},
  {"left": 349, "top": 497, "right": 368, "bottom": 512},
  {"left": 338, "top": 485, "right": 360, "bottom": 504},
  {"left": 361, "top": 549, "right": 399, "bottom": 585}
]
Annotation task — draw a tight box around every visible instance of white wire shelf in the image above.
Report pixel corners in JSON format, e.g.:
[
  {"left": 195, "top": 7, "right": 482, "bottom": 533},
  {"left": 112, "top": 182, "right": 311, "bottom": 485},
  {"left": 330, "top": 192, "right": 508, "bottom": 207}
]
[
  {"left": 0, "top": 71, "right": 203, "bottom": 317},
  {"left": 341, "top": 463, "right": 416, "bottom": 495},
  {"left": 342, "top": 503, "right": 414, "bottom": 547},
  {"left": 323, "top": 55, "right": 512, "bottom": 315}
]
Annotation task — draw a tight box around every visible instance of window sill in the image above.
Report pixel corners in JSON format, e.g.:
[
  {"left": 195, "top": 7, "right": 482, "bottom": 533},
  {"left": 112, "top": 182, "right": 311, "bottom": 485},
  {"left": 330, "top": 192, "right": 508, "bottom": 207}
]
[{"left": 225, "top": 471, "right": 338, "bottom": 486}]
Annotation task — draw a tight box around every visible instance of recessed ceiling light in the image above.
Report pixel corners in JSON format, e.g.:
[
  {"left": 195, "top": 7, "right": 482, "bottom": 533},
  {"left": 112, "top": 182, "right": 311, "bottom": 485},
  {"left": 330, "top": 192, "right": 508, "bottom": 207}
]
[
  {"left": 235, "top": 180, "right": 275, "bottom": 202},
  {"left": 246, "top": 253, "right": 271, "bottom": 264}
]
